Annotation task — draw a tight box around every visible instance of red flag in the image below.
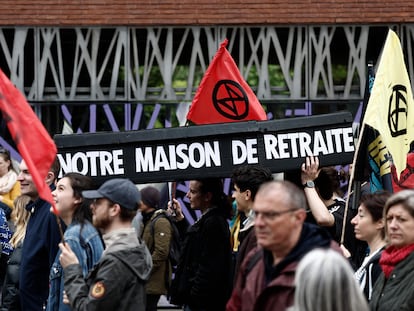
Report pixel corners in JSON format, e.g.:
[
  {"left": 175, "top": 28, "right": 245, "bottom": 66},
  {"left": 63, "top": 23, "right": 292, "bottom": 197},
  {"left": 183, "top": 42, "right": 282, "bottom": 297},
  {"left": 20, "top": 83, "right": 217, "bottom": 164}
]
[
  {"left": 0, "top": 69, "right": 58, "bottom": 214},
  {"left": 187, "top": 39, "right": 267, "bottom": 124}
]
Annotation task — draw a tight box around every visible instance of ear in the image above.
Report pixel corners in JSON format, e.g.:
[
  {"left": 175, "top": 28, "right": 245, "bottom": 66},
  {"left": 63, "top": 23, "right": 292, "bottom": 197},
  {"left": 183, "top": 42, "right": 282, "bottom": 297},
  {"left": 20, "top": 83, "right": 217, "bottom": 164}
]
[
  {"left": 294, "top": 209, "right": 307, "bottom": 223},
  {"left": 45, "top": 171, "right": 56, "bottom": 186},
  {"left": 245, "top": 189, "right": 252, "bottom": 201},
  {"left": 74, "top": 198, "right": 82, "bottom": 204},
  {"left": 375, "top": 218, "right": 385, "bottom": 231},
  {"left": 110, "top": 203, "right": 121, "bottom": 217}
]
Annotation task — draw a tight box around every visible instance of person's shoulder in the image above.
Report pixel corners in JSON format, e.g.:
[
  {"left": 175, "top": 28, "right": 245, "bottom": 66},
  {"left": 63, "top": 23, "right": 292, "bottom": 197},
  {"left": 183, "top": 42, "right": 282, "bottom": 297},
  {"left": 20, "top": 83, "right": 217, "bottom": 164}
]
[
  {"left": 81, "top": 220, "right": 100, "bottom": 234},
  {"left": 334, "top": 197, "right": 346, "bottom": 206},
  {"left": 203, "top": 212, "right": 229, "bottom": 230},
  {"left": 205, "top": 207, "right": 229, "bottom": 221},
  {"left": 153, "top": 215, "right": 173, "bottom": 233},
  {"left": 36, "top": 200, "right": 56, "bottom": 218},
  {"left": 66, "top": 222, "right": 102, "bottom": 243},
  {"left": 64, "top": 223, "right": 81, "bottom": 235},
  {"left": 238, "top": 246, "right": 264, "bottom": 282},
  {"left": 106, "top": 243, "right": 152, "bottom": 277},
  {"left": 152, "top": 210, "right": 170, "bottom": 222},
  {"left": 328, "top": 198, "right": 345, "bottom": 213}
]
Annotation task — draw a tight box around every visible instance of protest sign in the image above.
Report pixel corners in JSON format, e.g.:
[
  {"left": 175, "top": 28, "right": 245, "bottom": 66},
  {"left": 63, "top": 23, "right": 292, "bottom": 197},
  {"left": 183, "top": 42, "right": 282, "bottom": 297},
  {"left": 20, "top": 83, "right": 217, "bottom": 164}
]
[{"left": 55, "top": 111, "right": 354, "bottom": 184}]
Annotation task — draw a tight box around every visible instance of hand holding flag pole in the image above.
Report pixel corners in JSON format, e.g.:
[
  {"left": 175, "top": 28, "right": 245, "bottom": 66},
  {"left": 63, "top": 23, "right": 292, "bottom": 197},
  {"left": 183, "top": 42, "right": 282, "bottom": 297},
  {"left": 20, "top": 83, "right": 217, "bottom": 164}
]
[{"left": 168, "top": 181, "right": 177, "bottom": 216}]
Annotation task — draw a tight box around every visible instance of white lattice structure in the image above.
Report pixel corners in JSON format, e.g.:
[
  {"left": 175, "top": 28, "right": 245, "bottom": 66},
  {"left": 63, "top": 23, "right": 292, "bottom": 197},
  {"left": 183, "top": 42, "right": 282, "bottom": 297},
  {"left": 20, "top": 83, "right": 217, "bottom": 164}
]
[{"left": 0, "top": 24, "right": 413, "bottom": 132}]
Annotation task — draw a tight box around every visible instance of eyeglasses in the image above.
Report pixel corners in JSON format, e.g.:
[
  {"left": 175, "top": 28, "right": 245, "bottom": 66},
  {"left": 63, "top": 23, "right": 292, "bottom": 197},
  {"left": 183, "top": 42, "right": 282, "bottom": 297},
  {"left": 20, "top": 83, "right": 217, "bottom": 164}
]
[{"left": 254, "top": 208, "right": 299, "bottom": 221}]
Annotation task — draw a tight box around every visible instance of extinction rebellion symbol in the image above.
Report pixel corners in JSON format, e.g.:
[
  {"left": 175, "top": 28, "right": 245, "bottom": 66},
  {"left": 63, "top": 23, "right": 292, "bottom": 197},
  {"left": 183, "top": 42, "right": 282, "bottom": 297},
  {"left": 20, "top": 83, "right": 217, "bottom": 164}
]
[
  {"left": 212, "top": 80, "right": 249, "bottom": 120},
  {"left": 388, "top": 84, "right": 408, "bottom": 137}
]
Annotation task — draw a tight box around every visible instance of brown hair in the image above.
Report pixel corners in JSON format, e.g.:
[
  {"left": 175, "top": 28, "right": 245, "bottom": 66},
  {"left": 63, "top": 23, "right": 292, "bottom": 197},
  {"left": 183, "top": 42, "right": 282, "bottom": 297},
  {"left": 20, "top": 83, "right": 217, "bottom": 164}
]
[{"left": 360, "top": 191, "right": 391, "bottom": 239}]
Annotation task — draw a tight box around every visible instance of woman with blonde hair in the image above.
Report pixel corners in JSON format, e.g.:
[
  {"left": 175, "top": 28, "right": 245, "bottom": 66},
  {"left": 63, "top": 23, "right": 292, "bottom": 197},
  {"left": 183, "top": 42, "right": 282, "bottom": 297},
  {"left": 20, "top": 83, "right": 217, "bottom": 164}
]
[
  {"left": 289, "top": 249, "right": 369, "bottom": 311},
  {"left": 0, "top": 194, "right": 31, "bottom": 311},
  {"left": 0, "top": 148, "right": 20, "bottom": 219},
  {"left": 370, "top": 189, "right": 414, "bottom": 310}
]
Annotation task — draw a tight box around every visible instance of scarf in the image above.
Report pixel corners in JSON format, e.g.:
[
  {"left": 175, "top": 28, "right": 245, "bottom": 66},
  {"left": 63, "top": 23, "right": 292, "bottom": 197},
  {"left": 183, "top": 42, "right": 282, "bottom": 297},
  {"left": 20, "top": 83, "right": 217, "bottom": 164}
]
[
  {"left": 0, "top": 170, "right": 17, "bottom": 194},
  {"left": 379, "top": 243, "right": 414, "bottom": 278}
]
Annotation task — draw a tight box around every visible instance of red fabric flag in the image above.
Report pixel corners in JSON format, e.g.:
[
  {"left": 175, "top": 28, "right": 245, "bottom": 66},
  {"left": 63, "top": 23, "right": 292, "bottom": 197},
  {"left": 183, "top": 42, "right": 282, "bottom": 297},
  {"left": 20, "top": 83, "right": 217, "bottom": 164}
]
[
  {"left": 187, "top": 39, "right": 267, "bottom": 124},
  {"left": 0, "top": 69, "right": 58, "bottom": 214}
]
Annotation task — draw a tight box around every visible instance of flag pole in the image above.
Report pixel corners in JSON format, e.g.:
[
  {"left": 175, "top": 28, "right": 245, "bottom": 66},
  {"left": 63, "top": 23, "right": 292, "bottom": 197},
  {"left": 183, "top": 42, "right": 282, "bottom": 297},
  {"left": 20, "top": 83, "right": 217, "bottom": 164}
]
[
  {"left": 55, "top": 214, "right": 66, "bottom": 244},
  {"left": 341, "top": 123, "right": 367, "bottom": 245},
  {"left": 340, "top": 61, "right": 374, "bottom": 245},
  {"left": 168, "top": 181, "right": 177, "bottom": 216}
]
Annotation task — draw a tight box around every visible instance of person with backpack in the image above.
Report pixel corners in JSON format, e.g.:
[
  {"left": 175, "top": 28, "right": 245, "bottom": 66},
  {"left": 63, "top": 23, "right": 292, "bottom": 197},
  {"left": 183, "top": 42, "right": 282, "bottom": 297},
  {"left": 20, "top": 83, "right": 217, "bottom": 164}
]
[{"left": 139, "top": 186, "right": 174, "bottom": 311}]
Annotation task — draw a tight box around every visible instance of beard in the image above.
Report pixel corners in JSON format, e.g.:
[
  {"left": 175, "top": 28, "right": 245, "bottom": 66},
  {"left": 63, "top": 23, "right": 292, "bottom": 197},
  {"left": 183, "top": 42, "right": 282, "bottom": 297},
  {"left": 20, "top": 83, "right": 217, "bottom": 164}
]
[{"left": 93, "top": 212, "right": 111, "bottom": 230}]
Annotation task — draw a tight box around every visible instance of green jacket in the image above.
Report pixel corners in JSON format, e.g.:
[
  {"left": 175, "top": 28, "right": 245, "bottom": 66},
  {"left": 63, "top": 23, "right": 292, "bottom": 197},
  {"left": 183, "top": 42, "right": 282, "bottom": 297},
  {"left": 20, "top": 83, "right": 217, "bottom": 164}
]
[
  {"left": 370, "top": 251, "right": 414, "bottom": 311},
  {"left": 64, "top": 229, "right": 152, "bottom": 311},
  {"left": 142, "top": 210, "right": 173, "bottom": 295}
]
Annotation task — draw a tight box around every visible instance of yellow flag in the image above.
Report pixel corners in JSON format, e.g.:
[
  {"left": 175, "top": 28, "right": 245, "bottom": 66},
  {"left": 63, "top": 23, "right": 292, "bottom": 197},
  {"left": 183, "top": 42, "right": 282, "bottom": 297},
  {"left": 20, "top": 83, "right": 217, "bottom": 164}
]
[{"left": 363, "top": 29, "right": 414, "bottom": 178}]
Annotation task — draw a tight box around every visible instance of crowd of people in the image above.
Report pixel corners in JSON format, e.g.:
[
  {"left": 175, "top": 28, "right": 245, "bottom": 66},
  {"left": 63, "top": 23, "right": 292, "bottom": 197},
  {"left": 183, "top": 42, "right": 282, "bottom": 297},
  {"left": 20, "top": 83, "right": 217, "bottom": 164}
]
[{"left": 0, "top": 151, "right": 413, "bottom": 310}]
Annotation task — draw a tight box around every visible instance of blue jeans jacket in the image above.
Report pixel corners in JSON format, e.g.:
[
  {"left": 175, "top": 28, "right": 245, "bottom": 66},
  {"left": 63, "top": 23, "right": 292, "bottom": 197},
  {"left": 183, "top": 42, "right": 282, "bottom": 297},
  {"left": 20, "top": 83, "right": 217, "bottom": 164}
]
[{"left": 47, "top": 221, "right": 104, "bottom": 311}]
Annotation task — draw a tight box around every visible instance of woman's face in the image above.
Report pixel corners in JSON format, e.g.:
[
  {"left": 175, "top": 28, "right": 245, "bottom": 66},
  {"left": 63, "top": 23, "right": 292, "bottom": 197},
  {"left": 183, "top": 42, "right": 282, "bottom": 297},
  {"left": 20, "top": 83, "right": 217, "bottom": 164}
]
[
  {"left": 351, "top": 204, "right": 383, "bottom": 243},
  {"left": 386, "top": 203, "right": 414, "bottom": 248},
  {"left": 52, "top": 177, "right": 78, "bottom": 219},
  {"left": 0, "top": 155, "right": 10, "bottom": 177},
  {"left": 186, "top": 180, "right": 207, "bottom": 210}
]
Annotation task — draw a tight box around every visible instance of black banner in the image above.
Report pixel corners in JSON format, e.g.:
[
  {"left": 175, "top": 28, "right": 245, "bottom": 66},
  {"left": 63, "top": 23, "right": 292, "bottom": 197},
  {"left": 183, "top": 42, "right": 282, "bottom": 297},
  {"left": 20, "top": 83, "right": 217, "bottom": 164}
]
[{"left": 55, "top": 112, "right": 355, "bottom": 185}]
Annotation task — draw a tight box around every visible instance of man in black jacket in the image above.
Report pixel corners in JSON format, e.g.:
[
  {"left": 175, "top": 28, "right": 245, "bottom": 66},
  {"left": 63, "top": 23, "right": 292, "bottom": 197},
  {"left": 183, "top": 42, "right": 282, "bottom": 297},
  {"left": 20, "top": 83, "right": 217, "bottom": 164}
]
[
  {"left": 59, "top": 178, "right": 152, "bottom": 310},
  {"left": 18, "top": 158, "right": 63, "bottom": 311}
]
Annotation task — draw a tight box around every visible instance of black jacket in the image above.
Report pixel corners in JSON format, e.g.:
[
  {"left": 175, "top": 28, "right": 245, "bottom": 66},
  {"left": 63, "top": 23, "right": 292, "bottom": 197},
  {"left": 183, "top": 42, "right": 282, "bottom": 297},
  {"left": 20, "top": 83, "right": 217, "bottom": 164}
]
[
  {"left": 0, "top": 241, "right": 23, "bottom": 311},
  {"left": 20, "top": 194, "right": 64, "bottom": 311},
  {"left": 170, "top": 206, "right": 232, "bottom": 311}
]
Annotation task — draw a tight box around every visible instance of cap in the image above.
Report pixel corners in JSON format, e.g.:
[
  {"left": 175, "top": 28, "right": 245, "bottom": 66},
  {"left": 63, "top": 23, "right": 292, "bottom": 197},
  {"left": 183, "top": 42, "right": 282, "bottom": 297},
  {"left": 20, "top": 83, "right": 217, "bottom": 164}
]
[
  {"left": 83, "top": 178, "right": 141, "bottom": 210},
  {"left": 140, "top": 186, "right": 161, "bottom": 209}
]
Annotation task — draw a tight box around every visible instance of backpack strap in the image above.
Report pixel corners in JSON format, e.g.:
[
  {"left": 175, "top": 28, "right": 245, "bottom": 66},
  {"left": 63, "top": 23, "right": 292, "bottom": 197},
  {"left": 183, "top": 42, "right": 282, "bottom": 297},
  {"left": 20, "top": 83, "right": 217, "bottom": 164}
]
[
  {"left": 150, "top": 212, "right": 168, "bottom": 237},
  {"left": 241, "top": 249, "right": 262, "bottom": 288}
]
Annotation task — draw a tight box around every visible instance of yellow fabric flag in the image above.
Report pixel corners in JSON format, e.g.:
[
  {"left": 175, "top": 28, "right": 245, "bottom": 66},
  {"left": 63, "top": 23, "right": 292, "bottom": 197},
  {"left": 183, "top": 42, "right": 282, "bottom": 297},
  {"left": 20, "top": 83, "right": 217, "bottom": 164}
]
[{"left": 363, "top": 29, "right": 414, "bottom": 178}]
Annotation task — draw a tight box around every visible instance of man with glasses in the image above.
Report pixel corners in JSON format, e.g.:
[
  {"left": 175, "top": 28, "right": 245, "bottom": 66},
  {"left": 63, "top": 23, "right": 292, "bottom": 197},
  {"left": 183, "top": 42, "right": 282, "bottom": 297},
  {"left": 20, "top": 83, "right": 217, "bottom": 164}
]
[
  {"left": 58, "top": 178, "right": 152, "bottom": 310},
  {"left": 227, "top": 180, "right": 340, "bottom": 311}
]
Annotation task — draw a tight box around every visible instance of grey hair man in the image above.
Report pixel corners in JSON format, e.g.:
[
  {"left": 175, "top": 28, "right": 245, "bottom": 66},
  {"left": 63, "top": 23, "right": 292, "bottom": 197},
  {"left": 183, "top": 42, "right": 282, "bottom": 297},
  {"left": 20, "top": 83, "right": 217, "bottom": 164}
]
[{"left": 227, "top": 180, "right": 341, "bottom": 311}]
